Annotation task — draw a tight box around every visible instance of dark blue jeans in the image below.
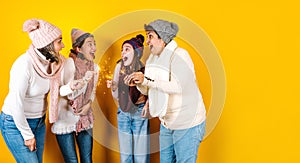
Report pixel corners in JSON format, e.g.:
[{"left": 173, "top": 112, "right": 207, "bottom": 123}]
[
  {"left": 0, "top": 112, "right": 46, "bottom": 163},
  {"left": 55, "top": 129, "right": 93, "bottom": 163}
]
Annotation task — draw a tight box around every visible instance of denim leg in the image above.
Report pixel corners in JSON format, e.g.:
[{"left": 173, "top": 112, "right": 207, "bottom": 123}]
[
  {"left": 117, "top": 108, "right": 133, "bottom": 163},
  {"left": 173, "top": 121, "right": 206, "bottom": 162},
  {"left": 159, "top": 124, "right": 176, "bottom": 163},
  {"left": 132, "top": 105, "right": 150, "bottom": 163},
  {"left": 28, "top": 115, "right": 46, "bottom": 163},
  {"left": 56, "top": 133, "right": 78, "bottom": 163},
  {"left": 0, "top": 112, "right": 42, "bottom": 163},
  {"left": 76, "top": 129, "right": 93, "bottom": 163}
]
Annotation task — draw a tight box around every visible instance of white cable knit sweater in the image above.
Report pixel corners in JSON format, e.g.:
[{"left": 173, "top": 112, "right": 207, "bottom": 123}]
[
  {"left": 2, "top": 51, "right": 54, "bottom": 140},
  {"left": 137, "top": 40, "right": 206, "bottom": 130}
]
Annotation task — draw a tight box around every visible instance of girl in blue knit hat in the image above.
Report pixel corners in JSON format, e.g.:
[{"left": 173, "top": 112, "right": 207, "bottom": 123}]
[{"left": 107, "top": 34, "right": 150, "bottom": 163}]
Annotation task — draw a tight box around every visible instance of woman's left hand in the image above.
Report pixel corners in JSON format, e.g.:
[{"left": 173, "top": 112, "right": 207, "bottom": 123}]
[
  {"left": 83, "top": 71, "right": 95, "bottom": 82},
  {"left": 124, "top": 74, "right": 136, "bottom": 86},
  {"left": 124, "top": 72, "right": 144, "bottom": 86},
  {"left": 24, "top": 137, "right": 36, "bottom": 152},
  {"left": 76, "top": 100, "right": 91, "bottom": 116}
]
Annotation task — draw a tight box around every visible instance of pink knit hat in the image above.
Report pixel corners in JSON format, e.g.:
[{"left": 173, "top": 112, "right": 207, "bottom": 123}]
[
  {"left": 71, "top": 28, "right": 93, "bottom": 48},
  {"left": 23, "top": 19, "right": 62, "bottom": 49}
]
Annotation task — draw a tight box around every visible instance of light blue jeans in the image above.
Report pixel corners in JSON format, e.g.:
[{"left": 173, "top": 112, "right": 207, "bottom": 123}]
[
  {"left": 117, "top": 104, "right": 150, "bottom": 163},
  {"left": 55, "top": 129, "right": 93, "bottom": 163},
  {"left": 160, "top": 121, "right": 206, "bottom": 163},
  {"left": 0, "top": 111, "right": 46, "bottom": 163}
]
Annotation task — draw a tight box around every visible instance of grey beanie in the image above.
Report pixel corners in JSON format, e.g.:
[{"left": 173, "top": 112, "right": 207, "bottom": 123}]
[{"left": 144, "top": 19, "right": 179, "bottom": 44}]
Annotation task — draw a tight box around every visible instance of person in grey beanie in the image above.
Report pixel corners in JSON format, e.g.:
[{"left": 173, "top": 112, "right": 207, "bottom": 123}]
[{"left": 125, "top": 19, "right": 207, "bottom": 163}]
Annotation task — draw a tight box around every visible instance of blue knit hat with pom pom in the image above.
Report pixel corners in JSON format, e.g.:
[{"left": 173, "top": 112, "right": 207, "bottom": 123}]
[{"left": 122, "top": 34, "right": 144, "bottom": 58}]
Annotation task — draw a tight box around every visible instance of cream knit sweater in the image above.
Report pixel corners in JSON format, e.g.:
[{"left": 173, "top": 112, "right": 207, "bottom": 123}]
[
  {"left": 51, "top": 58, "right": 99, "bottom": 134},
  {"left": 2, "top": 51, "right": 52, "bottom": 140},
  {"left": 137, "top": 40, "right": 206, "bottom": 130}
]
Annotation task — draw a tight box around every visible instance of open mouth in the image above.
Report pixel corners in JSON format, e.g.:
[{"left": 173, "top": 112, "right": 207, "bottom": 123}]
[
  {"left": 123, "top": 57, "right": 128, "bottom": 62},
  {"left": 90, "top": 52, "right": 95, "bottom": 59},
  {"left": 149, "top": 45, "right": 153, "bottom": 51}
]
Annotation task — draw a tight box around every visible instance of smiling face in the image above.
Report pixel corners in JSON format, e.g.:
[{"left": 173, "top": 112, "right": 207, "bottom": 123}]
[
  {"left": 53, "top": 35, "right": 64, "bottom": 56},
  {"left": 146, "top": 30, "right": 165, "bottom": 56},
  {"left": 121, "top": 43, "right": 134, "bottom": 66},
  {"left": 38, "top": 35, "right": 64, "bottom": 63},
  {"left": 77, "top": 36, "right": 96, "bottom": 61}
]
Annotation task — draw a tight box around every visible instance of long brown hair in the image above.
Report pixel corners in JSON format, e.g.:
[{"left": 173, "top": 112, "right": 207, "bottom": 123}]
[{"left": 38, "top": 42, "right": 59, "bottom": 63}]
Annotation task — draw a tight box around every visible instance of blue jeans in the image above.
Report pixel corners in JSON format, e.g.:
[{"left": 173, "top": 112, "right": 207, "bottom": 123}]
[
  {"left": 160, "top": 121, "right": 206, "bottom": 163},
  {"left": 0, "top": 112, "right": 46, "bottom": 163},
  {"left": 117, "top": 104, "right": 150, "bottom": 163},
  {"left": 55, "top": 129, "right": 93, "bottom": 163}
]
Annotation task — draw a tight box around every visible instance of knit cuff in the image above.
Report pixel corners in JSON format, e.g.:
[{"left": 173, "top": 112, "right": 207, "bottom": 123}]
[{"left": 142, "top": 76, "right": 155, "bottom": 86}]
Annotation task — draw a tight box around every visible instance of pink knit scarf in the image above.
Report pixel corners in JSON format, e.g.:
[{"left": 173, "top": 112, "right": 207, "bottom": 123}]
[
  {"left": 69, "top": 52, "right": 94, "bottom": 133},
  {"left": 28, "top": 45, "right": 65, "bottom": 123}
]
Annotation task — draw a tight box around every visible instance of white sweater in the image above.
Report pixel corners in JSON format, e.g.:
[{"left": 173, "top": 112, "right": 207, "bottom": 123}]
[
  {"left": 51, "top": 58, "right": 99, "bottom": 134},
  {"left": 2, "top": 51, "right": 54, "bottom": 140},
  {"left": 137, "top": 40, "right": 206, "bottom": 130}
]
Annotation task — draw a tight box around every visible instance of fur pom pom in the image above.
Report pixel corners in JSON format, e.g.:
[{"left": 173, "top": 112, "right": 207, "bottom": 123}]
[
  {"left": 23, "top": 19, "right": 40, "bottom": 32},
  {"left": 136, "top": 34, "right": 145, "bottom": 44}
]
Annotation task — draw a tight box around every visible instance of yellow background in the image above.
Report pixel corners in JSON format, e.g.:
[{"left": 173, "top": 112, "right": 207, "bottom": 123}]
[{"left": 1, "top": 0, "right": 300, "bottom": 162}]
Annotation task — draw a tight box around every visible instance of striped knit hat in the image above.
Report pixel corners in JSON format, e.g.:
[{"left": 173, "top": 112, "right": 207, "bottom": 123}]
[
  {"left": 71, "top": 28, "right": 93, "bottom": 48},
  {"left": 23, "top": 19, "right": 62, "bottom": 49},
  {"left": 122, "top": 34, "right": 145, "bottom": 58}
]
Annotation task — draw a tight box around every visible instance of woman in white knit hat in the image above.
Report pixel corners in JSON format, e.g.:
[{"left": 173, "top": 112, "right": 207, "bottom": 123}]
[
  {"left": 0, "top": 18, "right": 65, "bottom": 163},
  {"left": 51, "top": 28, "right": 99, "bottom": 163}
]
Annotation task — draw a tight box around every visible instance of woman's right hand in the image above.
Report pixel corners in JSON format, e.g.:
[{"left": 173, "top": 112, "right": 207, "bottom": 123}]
[
  {"left": 106, "top": 80, "right": 112, "bottom": 88},
  {"left": 24, "top": 137, "right": 36, "bottom": 152},
  {"left": 106, "top": 80, "right": 117, "bottom": 91}
]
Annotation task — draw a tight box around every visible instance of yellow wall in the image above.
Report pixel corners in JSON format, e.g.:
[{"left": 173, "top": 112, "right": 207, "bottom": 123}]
[{"left": 1, "top": 0, "right": 300, "bottom": 162}]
